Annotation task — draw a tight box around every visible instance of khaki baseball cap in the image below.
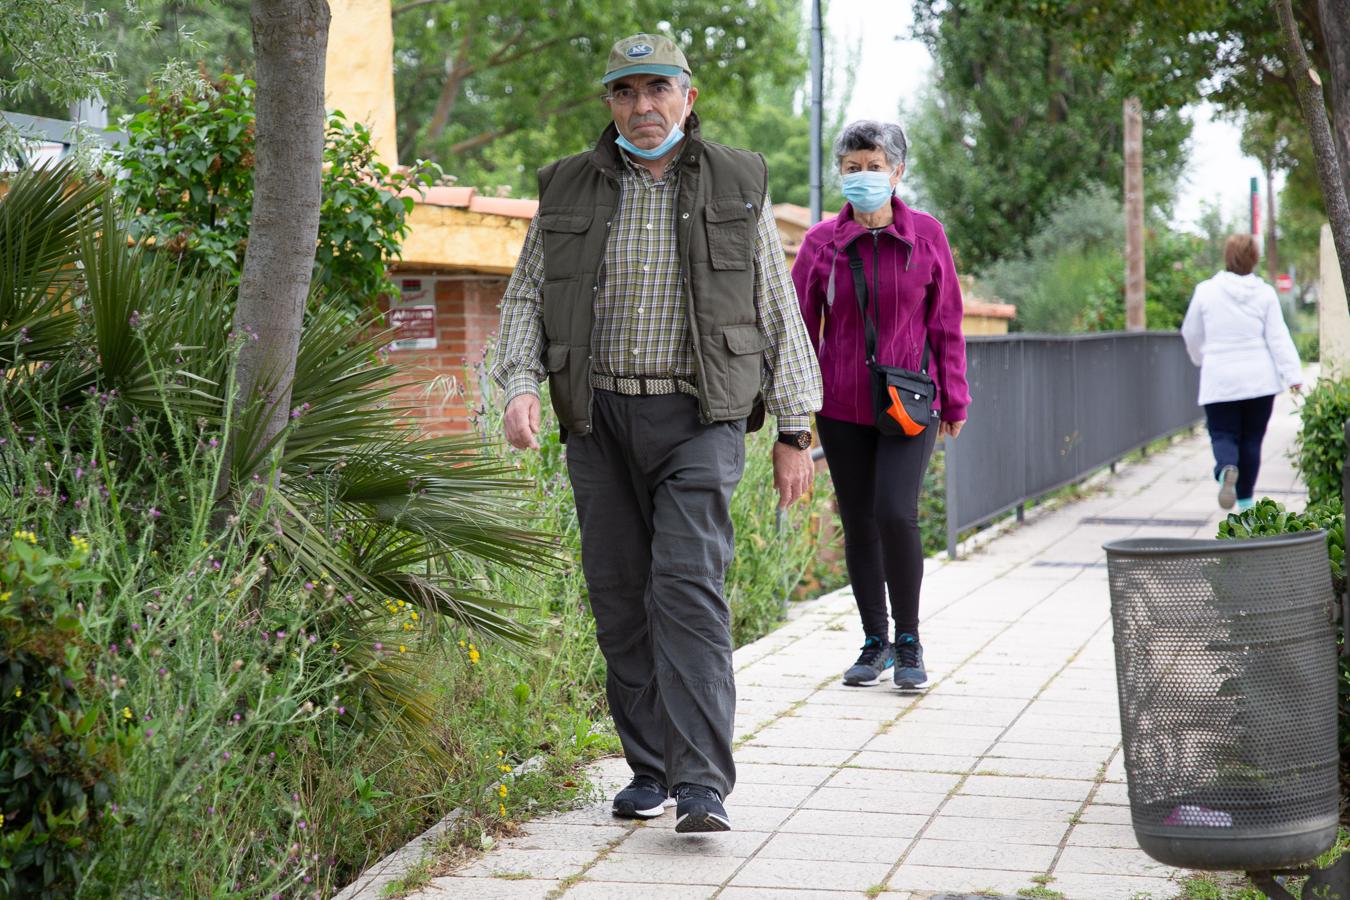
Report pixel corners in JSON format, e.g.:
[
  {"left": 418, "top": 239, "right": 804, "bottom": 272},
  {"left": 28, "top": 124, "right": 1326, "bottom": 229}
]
[{"left": 601, "top": 33, "right": 691, "bottom": 85}]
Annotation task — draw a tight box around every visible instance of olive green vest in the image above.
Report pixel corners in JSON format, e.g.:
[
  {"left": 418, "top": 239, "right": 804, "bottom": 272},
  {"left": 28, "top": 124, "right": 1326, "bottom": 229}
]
[{"left": 535, "top": 114, "right": 769, "bottom": 438}]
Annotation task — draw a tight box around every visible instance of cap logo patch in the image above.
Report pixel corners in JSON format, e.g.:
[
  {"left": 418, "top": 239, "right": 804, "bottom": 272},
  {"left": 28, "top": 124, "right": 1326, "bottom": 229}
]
[{"left": 626, "top": 43, "right": 654, "bottom": 59}]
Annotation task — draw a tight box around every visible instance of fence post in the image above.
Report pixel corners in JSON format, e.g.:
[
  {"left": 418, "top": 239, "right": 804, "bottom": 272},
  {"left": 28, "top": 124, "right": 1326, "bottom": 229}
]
[{"left": 945, "top": 433, "right": 959, "bottom": 559}]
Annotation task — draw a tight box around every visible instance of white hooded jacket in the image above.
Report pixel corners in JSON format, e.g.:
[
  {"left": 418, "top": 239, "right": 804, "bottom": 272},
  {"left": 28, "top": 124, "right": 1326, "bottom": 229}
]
[{"left": 1180, "top": 270, "right": 1302, "bottom": 406}]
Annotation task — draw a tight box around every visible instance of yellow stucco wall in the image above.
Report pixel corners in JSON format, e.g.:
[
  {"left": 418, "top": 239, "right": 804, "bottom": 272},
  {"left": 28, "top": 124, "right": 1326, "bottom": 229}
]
[
  {"left": 324, "top": 0, "right": 399, "bottom": 166},
  {"left": 961, "top": 315, "right": 1011, "bottom": 336},
  {"left": 399, "top": 205, "right": 531, "bottom": 275}
]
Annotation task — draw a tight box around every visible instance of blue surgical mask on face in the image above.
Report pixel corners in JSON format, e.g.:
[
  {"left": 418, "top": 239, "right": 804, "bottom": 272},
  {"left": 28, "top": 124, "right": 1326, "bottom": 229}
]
[
  {"left": 841, "top": 170, "right": 895, "bottom": 213},
  {"left": 616, "top": 122, "right": 685, "bottom": 160}
]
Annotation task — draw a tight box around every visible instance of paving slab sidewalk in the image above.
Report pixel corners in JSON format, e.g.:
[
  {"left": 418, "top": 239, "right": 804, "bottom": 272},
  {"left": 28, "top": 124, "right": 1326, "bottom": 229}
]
[{"left": 408, "top": 392, "right": 1305, "bottom": 900}]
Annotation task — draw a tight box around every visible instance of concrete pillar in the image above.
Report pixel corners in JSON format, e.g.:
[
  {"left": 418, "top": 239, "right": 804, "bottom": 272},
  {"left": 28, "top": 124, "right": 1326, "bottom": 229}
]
[
  {"left": 1320, "top": 223, "right": 1350, "bottom": 375},
  {"left": 324, "top": 0, "right": 399, "bottom": 166}
]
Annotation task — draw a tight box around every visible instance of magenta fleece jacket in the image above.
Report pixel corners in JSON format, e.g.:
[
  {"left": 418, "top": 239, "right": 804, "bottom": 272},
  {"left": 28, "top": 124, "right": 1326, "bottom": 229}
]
[{"left": 791, "top": 197, "right": 970, "bottom": 426}]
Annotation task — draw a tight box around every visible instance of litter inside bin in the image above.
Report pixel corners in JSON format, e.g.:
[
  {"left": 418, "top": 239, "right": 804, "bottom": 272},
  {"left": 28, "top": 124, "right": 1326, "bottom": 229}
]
[{"left": 1162, "top": 804, "right": 1233, "bottom": 827}]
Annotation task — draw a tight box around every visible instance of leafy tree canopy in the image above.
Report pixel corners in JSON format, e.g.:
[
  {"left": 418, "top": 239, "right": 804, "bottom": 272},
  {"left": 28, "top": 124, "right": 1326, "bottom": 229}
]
[
  {"left": 905, "top": 1, "right": 1191, "bottom": 271},
  {"left": 22, "top": 0, "right": 805, "bottom": 199}
]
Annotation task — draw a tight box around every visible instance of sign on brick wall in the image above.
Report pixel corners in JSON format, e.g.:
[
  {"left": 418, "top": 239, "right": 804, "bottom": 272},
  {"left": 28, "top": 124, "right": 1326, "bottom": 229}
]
[{"left": 388, "top": 278, "right": 437, "bottom": 351}]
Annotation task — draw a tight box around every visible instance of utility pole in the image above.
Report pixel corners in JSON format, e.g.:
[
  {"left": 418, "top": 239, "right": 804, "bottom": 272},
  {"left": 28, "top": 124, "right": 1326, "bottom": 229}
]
[
  {"left": 809, "top": 0, "right": 823, "bottom": 225},
  {"left": 1123, "top": 97, "right": 1146, "bottom": 332}
]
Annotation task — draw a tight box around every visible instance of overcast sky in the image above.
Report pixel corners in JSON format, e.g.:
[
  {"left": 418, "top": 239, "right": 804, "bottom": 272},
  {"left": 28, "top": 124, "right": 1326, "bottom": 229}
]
[{"left": 815, "top": 0, "right": 1271, "bottom": 232}]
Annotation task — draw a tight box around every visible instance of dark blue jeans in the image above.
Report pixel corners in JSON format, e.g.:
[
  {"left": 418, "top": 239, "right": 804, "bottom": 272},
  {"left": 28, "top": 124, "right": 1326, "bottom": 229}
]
[{"left": 1203, "top": 395, "right": 1275, "bottom": 501}]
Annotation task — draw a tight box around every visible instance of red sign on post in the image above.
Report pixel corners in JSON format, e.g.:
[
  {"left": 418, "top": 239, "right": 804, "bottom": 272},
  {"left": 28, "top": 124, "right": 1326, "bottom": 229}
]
[
  {"left": 1276, "top": 274, "right": 1294, "bottom": 293},
  {"left": 387, "top": 278, "right": 438, "bottom": 351},
  {"left": 388, "top": 305, "right": 436, "bottom": 350}
]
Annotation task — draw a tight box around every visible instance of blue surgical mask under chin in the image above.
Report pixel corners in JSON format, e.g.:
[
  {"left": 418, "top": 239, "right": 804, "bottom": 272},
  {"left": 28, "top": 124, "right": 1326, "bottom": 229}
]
[
  {"left": 841, "top": 170, "right": 895, "bottom": 213},
  {"left": 616, "top": 121, "right": 686, "bottom": 161}
]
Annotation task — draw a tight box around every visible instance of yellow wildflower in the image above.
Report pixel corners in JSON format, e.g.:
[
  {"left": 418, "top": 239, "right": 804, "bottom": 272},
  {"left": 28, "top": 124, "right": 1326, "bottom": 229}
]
[
  {"left": 410, "top": 611, "right": 419, "bottom": 621},
  {"left": 498, "top": 803, "right": 506, "bottom": 817},
  {"left": 402, "top": 623, "right": 412, "bottom": 632},
  {"left": 398, "top": 645, "right": 407, "bottom": 653},
  {"left": 468, "top": 647, "right": 480, "bottom": 665},
  {"left": 498, "top": 784, "right": 508, "bottom": 798},
  {"left": 458, "top": 640, "right": 466, "bottom": 649},
  {"left": 70, "top": 535, "right": 90, "bottom": 554},
  {"left": 497, "top": 749, "right": 504, "bottom": 757},
  {"left": 0, "top": 592, "right": 11, "bottom": 602},
  {"left": 12, "top": 530, "right": 37, "bottom": 544},
  {"left": 13, "top": 688, "right": 21, "bottom": 698},
  {"left": 331, "top": 641, "right": 341, "bottom": 650},
  {"left": 499, "top": 764, "right": 511, "bottom": 774},
  {"left": 122, "top": 707, "right": 132, "bottom": 720}
]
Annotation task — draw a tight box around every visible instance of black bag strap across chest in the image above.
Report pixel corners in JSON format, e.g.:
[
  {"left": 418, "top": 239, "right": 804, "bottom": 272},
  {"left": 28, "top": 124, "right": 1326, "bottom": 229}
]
[{"left": 844, "top": 239, "right": 929, "bottom": 373}]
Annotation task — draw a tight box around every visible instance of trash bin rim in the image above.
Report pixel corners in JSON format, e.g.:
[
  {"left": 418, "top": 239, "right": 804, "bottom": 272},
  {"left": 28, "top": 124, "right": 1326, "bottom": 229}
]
[{"left": 1103, "top": 530, "right": 1327, "bottom": 558}]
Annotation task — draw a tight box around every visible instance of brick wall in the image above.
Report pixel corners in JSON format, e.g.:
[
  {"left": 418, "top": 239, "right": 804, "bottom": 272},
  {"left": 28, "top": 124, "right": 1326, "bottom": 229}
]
[{"left": 384, "top": 272, "right": 507, "bottom": 436}]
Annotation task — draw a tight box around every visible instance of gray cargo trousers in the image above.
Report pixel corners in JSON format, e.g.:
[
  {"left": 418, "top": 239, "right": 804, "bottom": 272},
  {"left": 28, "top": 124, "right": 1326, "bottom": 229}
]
[{"left": 565, "top": 389, "right": 745, "bottom": 798}]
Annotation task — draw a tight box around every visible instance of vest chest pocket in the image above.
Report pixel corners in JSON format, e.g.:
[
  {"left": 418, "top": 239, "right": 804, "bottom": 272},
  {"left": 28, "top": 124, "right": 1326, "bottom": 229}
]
[
  {"left": 539, "top": 209, "right": 595, "bottom": 280},
  {"left": 704, "top": 199, "right": 754, "bottom": 271}
]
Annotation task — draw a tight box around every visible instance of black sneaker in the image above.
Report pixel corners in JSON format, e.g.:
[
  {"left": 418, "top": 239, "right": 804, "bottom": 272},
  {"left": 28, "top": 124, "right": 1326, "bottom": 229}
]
[
  {"left": 673, "top": 783, "right": 731, "bottom": 833},
  {"left": 611, "top": 774, "right": 672, "bottom": 820},
  {"left": 1218, "top": 465, "right": 1238, "bottom": 510},
  {"left": 843, "top": 635, "right": 894, "bottom": 686},
  {"left": 893, "top": 633, "right": 927, "bottom": 689}
]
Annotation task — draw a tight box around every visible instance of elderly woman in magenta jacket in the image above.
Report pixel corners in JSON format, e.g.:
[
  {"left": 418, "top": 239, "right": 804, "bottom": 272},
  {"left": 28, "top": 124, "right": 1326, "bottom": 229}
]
[{"left": 792, "top": 120, "right": 969, "bottom": 690}]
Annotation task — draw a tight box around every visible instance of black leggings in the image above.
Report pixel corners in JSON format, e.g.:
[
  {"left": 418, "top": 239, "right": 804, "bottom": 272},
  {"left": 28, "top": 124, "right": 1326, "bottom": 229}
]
[{"left": 817, "top": 414, "right": 938, "bottom": 642}]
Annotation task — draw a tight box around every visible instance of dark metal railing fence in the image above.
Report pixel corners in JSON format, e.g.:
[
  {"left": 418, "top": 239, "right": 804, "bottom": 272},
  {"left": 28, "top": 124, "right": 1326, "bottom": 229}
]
[{"left": 943, "top": 332, "right": 1202, "bottom": 557}]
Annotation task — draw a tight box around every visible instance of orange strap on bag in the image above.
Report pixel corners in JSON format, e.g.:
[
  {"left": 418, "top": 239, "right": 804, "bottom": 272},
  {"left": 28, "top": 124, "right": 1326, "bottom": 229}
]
[{"left": 886, "top": 385, "right": 928, "bottom": 436}]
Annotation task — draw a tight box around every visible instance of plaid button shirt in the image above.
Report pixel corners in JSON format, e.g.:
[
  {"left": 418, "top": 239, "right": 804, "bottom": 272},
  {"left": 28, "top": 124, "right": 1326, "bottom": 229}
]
[{"left": 492, "top": 150, "right": 821, "bottom": 432}]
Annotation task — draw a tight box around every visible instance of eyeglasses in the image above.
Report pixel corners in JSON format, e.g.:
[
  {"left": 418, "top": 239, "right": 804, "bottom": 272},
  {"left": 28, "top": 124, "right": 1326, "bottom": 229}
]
[{"left": 606, "top": 81, "right": 680, "bottom": 105}]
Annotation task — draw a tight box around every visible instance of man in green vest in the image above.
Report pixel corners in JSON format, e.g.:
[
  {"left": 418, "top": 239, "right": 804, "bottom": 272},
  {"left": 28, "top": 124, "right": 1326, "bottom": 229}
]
[{"left": 491, "top": 32, "right": 822, "bottom": 834}]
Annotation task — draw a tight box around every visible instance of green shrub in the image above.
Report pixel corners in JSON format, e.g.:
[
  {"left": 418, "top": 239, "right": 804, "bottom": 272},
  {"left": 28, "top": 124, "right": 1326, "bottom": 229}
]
[
  {"left": 1295, "top": 330, "right": 1320, "bottom": 364},
  {"left": 0, "top": 535, "right": 122, "bottom": 898},
  {"left": 1293, "top": 377, "right": 1350, "bottom": 506},
  {"left": 1, "top": 162, "right": 577, "bottom": 895},
  {"left": 115, "top": 72, "right": 438, "bottom": 312}
]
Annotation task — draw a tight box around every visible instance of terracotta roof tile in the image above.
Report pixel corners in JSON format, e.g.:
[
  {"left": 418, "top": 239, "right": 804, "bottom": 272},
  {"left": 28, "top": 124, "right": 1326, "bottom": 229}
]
[{"left": 467, "top": 196, "right": 539, "bottom": 219}]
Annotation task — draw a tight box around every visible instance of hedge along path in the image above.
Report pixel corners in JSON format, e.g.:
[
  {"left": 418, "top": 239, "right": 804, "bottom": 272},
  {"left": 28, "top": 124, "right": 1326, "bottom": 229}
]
[{"left": 390, "top": 389, "right": 1305, "bottom": 900}]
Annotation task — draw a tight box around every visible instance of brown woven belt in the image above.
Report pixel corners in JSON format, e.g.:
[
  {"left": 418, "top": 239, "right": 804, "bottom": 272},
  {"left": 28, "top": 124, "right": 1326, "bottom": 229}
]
[{"left": 590, "top": 373, "right": 699, "bottom": 398}]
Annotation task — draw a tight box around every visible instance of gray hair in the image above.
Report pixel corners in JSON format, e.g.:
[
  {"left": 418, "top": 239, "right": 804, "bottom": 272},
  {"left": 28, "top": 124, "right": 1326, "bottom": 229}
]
[{"left": 833, "top": 120, "right": 908, "bottom": 168}]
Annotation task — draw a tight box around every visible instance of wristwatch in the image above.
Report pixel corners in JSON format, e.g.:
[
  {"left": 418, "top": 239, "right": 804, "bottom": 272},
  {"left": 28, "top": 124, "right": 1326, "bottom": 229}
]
[{"left": 777, "top": 430, "right": 812, "bottom": 450}]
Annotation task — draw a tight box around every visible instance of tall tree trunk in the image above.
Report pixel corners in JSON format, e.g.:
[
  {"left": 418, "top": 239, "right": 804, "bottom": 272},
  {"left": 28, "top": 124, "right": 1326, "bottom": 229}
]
[
  {"left": 226, "top": 0, "right": 331, "bottom": 495},
  {"left": 1320, "top": 0, "right": 1350, "bottom": 206},
  {"left": 1265, "top": 159, "right": 1280, "bottom": 284},
  {"left": 1278, "top": 0, "right": 1350, "bottom": 304}
]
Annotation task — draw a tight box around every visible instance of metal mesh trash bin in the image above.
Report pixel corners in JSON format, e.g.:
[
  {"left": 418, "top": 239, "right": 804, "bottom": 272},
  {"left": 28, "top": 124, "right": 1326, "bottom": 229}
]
[{"left": 1103, "top": 531, "right": 1339, "bottom": 870}]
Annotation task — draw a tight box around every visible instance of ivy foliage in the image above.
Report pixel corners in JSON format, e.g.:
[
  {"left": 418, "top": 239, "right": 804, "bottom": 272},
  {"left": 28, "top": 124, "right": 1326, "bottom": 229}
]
[
  {"left": 114, "top": 73, "right": 439, "bottom": 311},
  {"left": 1294, "top": 378, "right": 1350, "bottom": 508}
]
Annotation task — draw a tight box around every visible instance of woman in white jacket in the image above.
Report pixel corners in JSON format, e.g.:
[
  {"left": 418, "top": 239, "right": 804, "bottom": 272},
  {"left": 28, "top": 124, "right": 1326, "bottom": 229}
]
[{"left": 1181, "top": 234, "right": 1303, "bottom": 511}]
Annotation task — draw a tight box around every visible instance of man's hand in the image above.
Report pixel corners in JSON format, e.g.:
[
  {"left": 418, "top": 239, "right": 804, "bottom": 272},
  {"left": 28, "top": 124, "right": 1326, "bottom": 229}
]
[
  {"left": 939, "top": 420, "right": 965, "bottom": 439},
  {"left": 504, "top": 393, "right": 542, "bottom": 450},
  {"left": 773, "top": 441, "right": 813, "bottom": 508}
]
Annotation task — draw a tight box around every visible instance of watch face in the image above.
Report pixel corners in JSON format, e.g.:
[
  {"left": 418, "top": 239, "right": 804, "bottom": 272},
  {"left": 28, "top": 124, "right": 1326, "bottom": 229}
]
[{"left": 797, "top": 431, "right": 812, "bottom": 449}]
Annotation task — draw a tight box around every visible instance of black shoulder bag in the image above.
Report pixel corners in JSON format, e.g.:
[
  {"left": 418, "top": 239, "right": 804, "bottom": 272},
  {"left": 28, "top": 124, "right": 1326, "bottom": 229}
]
[{"left": 845, "top": 241, "right": 938, "bottom": 437}]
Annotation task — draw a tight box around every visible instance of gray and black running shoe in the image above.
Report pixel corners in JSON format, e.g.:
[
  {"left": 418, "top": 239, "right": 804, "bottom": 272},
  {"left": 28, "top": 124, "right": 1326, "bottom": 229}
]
[
  {"left": 843, "top": 635, "right": 894, "bottom": 686},
  {"left": 893, "top": 633, "right": 927, "bottom": 689}
]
